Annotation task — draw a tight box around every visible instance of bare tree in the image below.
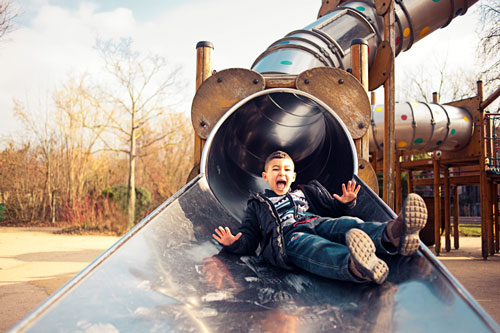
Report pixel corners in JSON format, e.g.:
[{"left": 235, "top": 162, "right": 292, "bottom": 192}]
[
  {"left": 95, "top": 38, "right": 185, "bottom": 229},
  {"left": 396, "top": 55, "right": 478, "bottom": 103},
  {"left": 0, "top": 0, "right": 17, "bottom": 39},
  {"left": 478, "top": 0, "right": 500, "bottom": 88}
]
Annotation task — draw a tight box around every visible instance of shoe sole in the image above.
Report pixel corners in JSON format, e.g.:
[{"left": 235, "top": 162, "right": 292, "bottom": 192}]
[
  {"left": 399, "top": 193, "right": 428, "bottom": 256},
  {"left": 346, "top": 228, "right": 389, "bottom": 285}
]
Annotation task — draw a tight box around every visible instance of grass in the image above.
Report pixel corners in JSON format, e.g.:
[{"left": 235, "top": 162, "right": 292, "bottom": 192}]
[{"left": 457, "top": 226, "right": 481, "bottom": 237}]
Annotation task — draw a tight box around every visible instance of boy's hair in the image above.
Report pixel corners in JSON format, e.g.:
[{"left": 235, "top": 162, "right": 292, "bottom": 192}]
[{"left": 264, "top": 150, "right": 294, "bottom": 170}]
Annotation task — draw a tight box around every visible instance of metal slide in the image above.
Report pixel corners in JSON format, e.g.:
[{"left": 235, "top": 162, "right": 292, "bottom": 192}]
[
  {"left": 12, "top": 89, "right": 499, "bottom": 332},
  {"left": 12, "top": 1, "right": 500, "bottom": 332}
]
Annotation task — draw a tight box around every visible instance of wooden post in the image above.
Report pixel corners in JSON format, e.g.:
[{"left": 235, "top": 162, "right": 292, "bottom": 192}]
[
  {"left": 489, "top": 182, "right": 495, "bottom": 255},
  {"left": 453, "top": 185, "right": 460, "bottom": 249},
  {"left": 494, "top": 183, "right": 499, "bottom": 253},
  {"left": 433, "top": 156, "right": 441, "bottom": 255},
  {"left": 370, "top": 91, "right": 378, "bottom": 172},
  {"left": 444, "top": 166, "right": 451, "bottom": 252},
  {"left": 395, "top": 150, "right": 402, "bottom": 212},
  {"left": 193, "top": 41, "right": 214, "bottom": 173},
  {"left": 408, "top": 167, "right": 413, "bottom": 194},
  {"left": 383, "top": 0, "right": 396, "bottom": 209},
  {"left": 351, "top": 39, "right": 370, "bottom": 162},
  {"left": 478, "top": 80, "right": 489, "bottom": 259},
  {"left": 432, "top": 92, "right": 439, "bottom": 103}
]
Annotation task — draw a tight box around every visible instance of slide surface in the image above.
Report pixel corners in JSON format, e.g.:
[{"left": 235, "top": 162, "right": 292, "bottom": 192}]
[{"left": 12, "top": 175, "right": 499, "bottom": 332}]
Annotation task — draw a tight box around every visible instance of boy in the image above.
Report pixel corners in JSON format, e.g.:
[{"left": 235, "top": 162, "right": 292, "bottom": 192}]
[{"left": 213, "top": 151, "right": 427, "bottom": 284}]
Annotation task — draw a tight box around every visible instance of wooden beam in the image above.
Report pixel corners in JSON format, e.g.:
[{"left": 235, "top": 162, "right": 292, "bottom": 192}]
[
  {"left": 395, "top": 150, "right": 402, "bottom": 212},
  {"left": 411, "top": 175, "right": 480, "bottom": 186},
  {"left": 191, "top": 41, "right": 214, "bottom": 181},
  {"left": 444, "top": 167, "right": 451, "bottom": 252},
  {"left": 382, "top": 0, "right": 396, "bottom": 210},
  {"left": 433, "top": 157, "right": 441, "bottom": 255},
  {"left": 263, "top": 74, "right": 296, "bottom": 88},
  {"left": 351, "top": 39, "right": 370, "bottom": 162},
  {"left": 478, "top": 80, "right": 489, "bottom": 259},
  {"left": 453, "top": 186, "right": 460, "bottom": 249}
]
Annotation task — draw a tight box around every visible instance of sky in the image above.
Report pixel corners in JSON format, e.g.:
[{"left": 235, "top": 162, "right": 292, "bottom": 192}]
[{"left": 0, "top": 0, "right": 483, "bottom": 141}]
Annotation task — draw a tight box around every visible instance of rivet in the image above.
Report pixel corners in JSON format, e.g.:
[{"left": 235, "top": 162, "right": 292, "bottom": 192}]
[
  {"left": 200, "top": 121, "right": 207, "bottom": 127},
  {"left": 359, "top": 123, "right": 365, "bottom": 129},
  {"left": 253, "top": 79, "right": 259, "bottom": 84},
  {"left": 338, "top": 79, "right": 344, "bottom": 84},
  {"left": 304, "top": 79, "right": 310, "bottom": 84},
  {"left": 360, "top": 164, "right": 365, "bottom": 169},
  {"left": 217, "top": 78, "right": 222, "bottom": 83}
]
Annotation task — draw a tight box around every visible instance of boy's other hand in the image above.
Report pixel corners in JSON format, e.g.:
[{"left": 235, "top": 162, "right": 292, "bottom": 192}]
[
  {"left": 212, "top": 226, "right": 242, "bottom": 246},
  {"left": 333, "top": 180, "right": 361, "bottom": 204}
]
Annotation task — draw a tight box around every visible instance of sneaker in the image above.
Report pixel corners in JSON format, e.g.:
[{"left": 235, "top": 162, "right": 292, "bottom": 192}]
[
  {"left": 346, "top": 228, "right": 389, "bottom": 285},
  {"left": 386, "top": 193, "right": 428, "bottom": 256}
]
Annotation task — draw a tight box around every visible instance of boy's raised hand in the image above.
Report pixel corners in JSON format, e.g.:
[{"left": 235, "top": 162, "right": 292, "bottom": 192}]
[
  {"left": 213, "top": 226, "right": 242, "bottom": 246},
  {"left": 333, "top": 180, "right": 361, "bottom": 204}
]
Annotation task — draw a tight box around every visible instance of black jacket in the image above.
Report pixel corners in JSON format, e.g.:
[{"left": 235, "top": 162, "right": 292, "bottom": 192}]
[{"left": 224, "top": 180, "right": 356, "bottom": 269}]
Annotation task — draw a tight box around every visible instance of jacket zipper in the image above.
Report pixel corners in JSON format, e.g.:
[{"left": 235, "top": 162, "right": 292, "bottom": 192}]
[{"left": 255, "top": 193, "right": 289, "bottom": 265}]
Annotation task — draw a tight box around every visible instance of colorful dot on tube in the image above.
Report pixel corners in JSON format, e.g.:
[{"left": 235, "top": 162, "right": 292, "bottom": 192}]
[
  {"left": 380, "top": 143, "right": 384, "bottom": 147},
  {"left": 403, "top": 28, "right": 411, "bottom": 37},
  {"left": 414, "top": 138, "right": 423, "bottom": 145},
  {"left": 376, "top": 107, "right": 383, "bottom": 112},
  {"left": 419, "top": 27, "right": 430, "bottom": 38},
  {"left": 397, "top": 141, "right": 408, "bottom": 148},
  {"left": 451, "top": 129, "right": 456, "bottom": 135},
  {"left": 356, "top": 6, "right": 366, "bottom": 11},
  {"left": 432, "top": 0, "right": 440, "bottom": 2},
  {"left": 456, "top": 8, "right": 463, "bottom": 15},
  {"left": 396, "top": 36, "right": 401, "bottom": 45},
  {"left": 464, "top": 116, "right": 469, "bottom": 122},
  {"left": 279, "top": 41, "right": 290, "bottom": 45},
  {"left": 401, "top": 114, "right": 408, "bottom": 120},
  {"left": 280, "top": 60, "right": 293, "bottom": 65},
  {"left": 437, "top": 140, "right": 442, "bottom": 145}
]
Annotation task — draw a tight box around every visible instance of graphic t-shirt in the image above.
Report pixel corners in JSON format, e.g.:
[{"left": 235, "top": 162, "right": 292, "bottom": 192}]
[{"left": 267, "top": 189, "right": 316, "bottom": 228}]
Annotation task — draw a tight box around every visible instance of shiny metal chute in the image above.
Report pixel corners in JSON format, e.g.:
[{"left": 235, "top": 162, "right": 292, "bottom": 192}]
[
  {"left": 11, "top": 89, "right": 499, "bottom": 333},
  {"left": 202, "top": 89, "right": 357, "bottom": 221},
  {"left": 371, "top": 102, "right": 474, "bottom": 153},
  {"left": 11, "top": 0, "right": 498, "bottom": 331}
]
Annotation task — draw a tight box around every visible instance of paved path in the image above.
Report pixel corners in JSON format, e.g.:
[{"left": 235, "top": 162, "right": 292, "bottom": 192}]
[
  {"left": 0, "top": 228, "right": 499, "bottom": 331},
  {"left": 0, "top": 228, "right": 119, "bottom": 332},
  {"left": 432, "top": 236, "right": 500, "bottom": 326}
]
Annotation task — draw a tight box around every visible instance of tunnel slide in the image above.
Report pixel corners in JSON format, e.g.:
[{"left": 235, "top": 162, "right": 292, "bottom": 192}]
[{"left": 11, "top": 0, "right": 499, "bottom": 332}]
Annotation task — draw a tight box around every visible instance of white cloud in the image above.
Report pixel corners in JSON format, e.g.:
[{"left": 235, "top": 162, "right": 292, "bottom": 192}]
[{"left": 0, "top": 0, "right": 483, "bottom": 141}]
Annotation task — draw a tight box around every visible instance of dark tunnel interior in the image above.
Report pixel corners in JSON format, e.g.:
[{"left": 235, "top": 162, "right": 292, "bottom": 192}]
[{"left": 203, "top": 89, "right": 358, "bottom": 221}]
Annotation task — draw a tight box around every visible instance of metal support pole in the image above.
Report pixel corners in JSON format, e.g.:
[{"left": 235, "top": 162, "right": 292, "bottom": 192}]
[
  {"left": 383, "top": 0, "right": 396, "bottom": 209},
  {"left": 350, "top": 39, "right": 370, "bottom": 162}
]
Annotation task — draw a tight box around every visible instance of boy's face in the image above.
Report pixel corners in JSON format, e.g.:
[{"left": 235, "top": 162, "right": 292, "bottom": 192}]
[{"left": 262, "top": 157, "right": 296, "bottom": 196}]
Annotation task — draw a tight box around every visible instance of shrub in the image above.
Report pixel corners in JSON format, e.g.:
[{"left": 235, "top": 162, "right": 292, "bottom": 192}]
[{"left": 101, "top": 184, "right": 152, "bottom": 225}]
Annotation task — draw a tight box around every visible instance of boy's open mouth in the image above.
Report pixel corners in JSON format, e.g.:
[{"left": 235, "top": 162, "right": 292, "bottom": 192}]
[{"left": 276, "top": 180, "right": 287, "bottom": 192}]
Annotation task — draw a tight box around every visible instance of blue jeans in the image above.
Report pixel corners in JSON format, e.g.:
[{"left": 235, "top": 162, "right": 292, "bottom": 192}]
[{"left": 283, "top": 216, "right": 395, "bottom": 283}]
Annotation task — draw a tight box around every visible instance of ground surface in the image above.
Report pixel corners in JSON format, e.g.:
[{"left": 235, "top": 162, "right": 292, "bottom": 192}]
[
  {"left": 0, "top": 227, "right": 499, "bottom": 332},
  {"left": 0, "top": 227, "right": 119, "bottom": 332}
]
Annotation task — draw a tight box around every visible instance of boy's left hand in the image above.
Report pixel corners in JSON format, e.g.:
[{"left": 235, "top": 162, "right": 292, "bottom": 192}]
[{"left": 333, "top": 180, "right": 361, "bottom": 204}]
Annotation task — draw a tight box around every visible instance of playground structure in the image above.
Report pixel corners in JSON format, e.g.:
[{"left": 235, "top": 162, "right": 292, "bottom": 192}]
[
  {"left": 10, "top": 0, "right": 500, "bottom": 332},
  {"left": 191, "top": 0, "right": 500, "bottom": 259}
]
